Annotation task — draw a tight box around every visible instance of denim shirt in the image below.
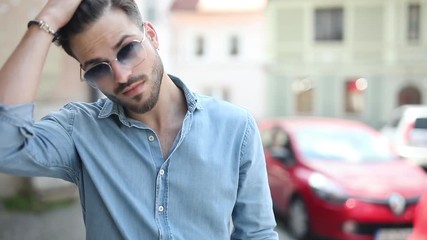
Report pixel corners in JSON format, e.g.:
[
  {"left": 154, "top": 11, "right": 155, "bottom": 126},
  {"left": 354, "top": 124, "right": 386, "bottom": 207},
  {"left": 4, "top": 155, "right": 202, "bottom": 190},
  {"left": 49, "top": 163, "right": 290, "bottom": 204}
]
[{"left": 0, "top": 76, "right": 278, "bottom": 240}]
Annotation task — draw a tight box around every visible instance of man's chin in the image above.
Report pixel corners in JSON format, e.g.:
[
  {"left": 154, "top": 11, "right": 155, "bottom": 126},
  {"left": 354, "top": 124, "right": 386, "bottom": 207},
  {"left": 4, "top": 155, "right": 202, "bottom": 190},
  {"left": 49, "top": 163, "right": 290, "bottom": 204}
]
[{"left": 118, "top": 98, "right": 158, "bottom": 115}]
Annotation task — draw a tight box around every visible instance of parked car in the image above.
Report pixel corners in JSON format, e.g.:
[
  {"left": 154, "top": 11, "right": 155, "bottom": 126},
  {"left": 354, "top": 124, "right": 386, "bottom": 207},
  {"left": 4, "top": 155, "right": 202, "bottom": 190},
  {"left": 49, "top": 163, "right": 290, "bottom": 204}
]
[
  {"left": 258, "top": 117, "right": 427, "bottom": 240},
  {"left": 381, "top": 105, "right": 427, "bottom": 171},
  {"left": 408, "top": 192, "right": 427, "bottom": 240}
]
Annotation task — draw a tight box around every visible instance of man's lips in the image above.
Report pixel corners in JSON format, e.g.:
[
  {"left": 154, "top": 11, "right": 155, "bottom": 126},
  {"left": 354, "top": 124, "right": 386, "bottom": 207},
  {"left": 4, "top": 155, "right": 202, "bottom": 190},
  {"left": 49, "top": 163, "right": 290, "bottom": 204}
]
[{"left": 122, "top": 81, "right": 144, "bottom": 97}]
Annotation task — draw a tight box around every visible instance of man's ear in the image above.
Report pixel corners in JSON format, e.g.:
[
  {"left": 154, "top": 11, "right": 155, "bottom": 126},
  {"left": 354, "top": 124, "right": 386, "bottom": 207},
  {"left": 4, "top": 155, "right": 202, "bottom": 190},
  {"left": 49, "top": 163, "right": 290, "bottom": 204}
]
[{"left": 145, "top": 22, "right": 158, "bottom": 44}]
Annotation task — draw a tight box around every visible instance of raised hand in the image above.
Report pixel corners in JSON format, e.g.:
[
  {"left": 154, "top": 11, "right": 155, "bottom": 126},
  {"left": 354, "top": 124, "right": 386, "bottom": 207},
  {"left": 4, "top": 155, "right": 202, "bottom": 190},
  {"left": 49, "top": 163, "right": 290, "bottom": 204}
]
[
  {"left": 0, "top": 0, "right": 84, "bottom": 105},
  {"left": 35, "top": 0, "right": 83, "bottom": 31}
]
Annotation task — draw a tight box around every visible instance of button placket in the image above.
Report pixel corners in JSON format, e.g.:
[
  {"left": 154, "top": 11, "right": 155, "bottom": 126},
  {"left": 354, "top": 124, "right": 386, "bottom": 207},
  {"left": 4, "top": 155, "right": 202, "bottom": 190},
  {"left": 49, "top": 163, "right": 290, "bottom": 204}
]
[{"left": 155, "top": 161, "right": 171, "bottom": 237}]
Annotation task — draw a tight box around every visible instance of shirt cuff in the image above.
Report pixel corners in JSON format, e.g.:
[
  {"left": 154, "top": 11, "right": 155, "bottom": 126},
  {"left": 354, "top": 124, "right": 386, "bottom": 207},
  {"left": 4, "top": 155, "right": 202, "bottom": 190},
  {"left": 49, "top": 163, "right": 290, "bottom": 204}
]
[{"left": 0, "top": 103, "right": 35, "bottom": 122}]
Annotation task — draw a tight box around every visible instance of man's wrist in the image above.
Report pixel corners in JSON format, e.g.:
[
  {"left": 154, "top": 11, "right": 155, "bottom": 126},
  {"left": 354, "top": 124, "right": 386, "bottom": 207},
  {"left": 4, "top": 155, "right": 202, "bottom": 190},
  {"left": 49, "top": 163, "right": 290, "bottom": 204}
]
[{"left": 27, "top": 19, "right": 60, "bottom": 45}]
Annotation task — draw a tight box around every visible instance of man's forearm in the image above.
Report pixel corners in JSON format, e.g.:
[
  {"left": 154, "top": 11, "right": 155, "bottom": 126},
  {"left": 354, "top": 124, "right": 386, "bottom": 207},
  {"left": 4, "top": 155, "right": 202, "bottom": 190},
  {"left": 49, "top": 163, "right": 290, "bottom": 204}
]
[
  {"left": 0, "top": 27, "right": 53, "bottom": 105},
  {"left": 0, "top": 0, "right": 83, "bottom": 106}
]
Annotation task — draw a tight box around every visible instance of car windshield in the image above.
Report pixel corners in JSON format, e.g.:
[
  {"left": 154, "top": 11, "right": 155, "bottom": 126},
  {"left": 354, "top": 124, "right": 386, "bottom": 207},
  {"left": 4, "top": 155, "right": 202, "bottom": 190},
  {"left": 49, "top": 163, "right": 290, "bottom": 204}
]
[{"left": 295, "top": 127, "right": 396, "bottom": 163}]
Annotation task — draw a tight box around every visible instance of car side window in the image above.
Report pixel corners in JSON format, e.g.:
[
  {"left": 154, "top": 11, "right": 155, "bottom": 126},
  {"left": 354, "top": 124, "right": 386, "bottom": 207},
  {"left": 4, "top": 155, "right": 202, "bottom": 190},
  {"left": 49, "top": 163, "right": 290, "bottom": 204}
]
[
  {"left": 414, "top": 118, "right": 427, "bottom": 129},
  {"left": 261, "top": 127, "right": 296, "bottom": 166}
]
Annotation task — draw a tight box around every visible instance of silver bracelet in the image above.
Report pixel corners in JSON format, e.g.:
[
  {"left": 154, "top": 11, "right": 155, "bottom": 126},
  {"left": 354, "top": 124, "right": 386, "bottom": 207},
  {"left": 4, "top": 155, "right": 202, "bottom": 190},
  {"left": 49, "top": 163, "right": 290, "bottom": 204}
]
[{"left": 27, "top": 19, "right": 59, "bottom": 44}]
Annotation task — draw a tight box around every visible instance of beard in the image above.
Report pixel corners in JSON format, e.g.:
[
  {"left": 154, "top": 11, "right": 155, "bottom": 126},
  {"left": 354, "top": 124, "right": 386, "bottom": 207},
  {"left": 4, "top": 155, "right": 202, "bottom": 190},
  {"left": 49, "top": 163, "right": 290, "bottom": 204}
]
[{"left": 103, "top": 50, "right": 164, "bottom": 114}]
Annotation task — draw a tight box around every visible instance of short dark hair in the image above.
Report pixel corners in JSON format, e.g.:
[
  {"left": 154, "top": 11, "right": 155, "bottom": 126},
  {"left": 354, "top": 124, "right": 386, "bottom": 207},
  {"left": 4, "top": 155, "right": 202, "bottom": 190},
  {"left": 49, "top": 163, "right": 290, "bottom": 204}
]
[{"left": 57, "top": 0, "right": 143, "bottom": 57}]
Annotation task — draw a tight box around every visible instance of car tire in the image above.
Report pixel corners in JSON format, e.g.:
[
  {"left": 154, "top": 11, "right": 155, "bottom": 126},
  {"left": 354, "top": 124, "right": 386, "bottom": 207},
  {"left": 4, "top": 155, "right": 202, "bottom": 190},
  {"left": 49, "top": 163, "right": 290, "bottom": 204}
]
[{"left": 287, "top": 196, "right": 311, "bottom": 240}]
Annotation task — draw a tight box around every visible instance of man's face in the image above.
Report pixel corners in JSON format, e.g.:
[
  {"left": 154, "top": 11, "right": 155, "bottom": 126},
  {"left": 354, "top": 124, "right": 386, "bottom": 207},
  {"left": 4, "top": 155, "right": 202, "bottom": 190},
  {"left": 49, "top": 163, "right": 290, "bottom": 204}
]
[{"left": 70, "top": 8, "right": 164, "bottom": 114}]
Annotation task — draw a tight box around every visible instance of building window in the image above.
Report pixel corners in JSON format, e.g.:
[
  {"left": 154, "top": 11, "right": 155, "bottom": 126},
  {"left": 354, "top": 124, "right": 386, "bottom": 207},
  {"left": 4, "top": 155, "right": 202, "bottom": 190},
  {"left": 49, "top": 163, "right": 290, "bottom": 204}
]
[
  {"left": 230, "top": 35, "right": 239, "bottom": 56},
  {"left": 195, "top": 35, "right": 205, "bottom": 56},
  {"left": 292, "top": 78, "right": 313, "bottom": 113},
  {"left": 408, "top": 4, "right": 421, "bottom": 41},
  {"left": 398, "top": 85, "right": 422, "bottom": 105},
  {"left": 345, "top": 78, "right": 368, "bottom": 114},
  {"left": 315, "top": 7, "right": 344, "bottom": 41}
]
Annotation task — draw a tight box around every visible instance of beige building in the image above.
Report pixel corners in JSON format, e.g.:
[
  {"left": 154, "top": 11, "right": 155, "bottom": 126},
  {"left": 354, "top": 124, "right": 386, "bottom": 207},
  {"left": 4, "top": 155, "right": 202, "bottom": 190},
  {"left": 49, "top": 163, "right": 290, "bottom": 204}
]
[
  {"left": 0, "top": 2, "right": 89, "bottom": 197},
  {"left": 267, "top": 0, "right": 427, "bottom": 127},
  {"left": 169, "top": 0, "right": 268, "bottom": 118}
]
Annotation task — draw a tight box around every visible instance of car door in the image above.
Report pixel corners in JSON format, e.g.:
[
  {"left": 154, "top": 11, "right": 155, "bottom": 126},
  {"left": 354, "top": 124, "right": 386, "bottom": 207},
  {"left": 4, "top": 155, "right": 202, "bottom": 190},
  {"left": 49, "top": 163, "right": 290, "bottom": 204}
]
[{"left": 261, "top": 126, "right": 296, "bottom": 213}]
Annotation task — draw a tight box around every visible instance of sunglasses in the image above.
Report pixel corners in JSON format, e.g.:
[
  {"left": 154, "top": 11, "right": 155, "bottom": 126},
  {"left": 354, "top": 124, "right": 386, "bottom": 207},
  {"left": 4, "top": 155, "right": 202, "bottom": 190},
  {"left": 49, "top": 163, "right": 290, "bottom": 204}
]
[{"left": 80, "top": 26, "right": 147, "bottom": 88}]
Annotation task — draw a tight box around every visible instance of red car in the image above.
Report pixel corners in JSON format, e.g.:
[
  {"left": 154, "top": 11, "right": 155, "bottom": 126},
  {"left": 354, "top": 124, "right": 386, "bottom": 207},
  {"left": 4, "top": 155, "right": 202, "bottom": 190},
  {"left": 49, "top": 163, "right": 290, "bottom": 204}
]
[
  {"left": 258, "top": 117, "right": 427, "bottom": 240},
  {"left": 408, "top": 192, "right": 427, "bottom": 240}
]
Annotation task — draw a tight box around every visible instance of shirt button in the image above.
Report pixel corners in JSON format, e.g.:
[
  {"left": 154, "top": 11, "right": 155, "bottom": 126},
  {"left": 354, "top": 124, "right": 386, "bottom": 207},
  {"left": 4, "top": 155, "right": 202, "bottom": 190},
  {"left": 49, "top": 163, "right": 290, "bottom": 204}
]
[
  {"left": 158, "top": 206, "right": 164, "bottom": 212},
  {"left": 159, "top": 169, "right": 165, "bottom": 176},
  {"left": 148, "top": 135, "right": 155, "bottom": 142}
]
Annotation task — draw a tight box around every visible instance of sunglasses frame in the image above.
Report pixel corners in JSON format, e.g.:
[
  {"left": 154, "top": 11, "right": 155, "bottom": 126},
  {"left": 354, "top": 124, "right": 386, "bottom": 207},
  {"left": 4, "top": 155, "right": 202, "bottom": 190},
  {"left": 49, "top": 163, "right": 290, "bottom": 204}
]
[{"left": 80, "top": 23, "right": 147, "bottom": 88}]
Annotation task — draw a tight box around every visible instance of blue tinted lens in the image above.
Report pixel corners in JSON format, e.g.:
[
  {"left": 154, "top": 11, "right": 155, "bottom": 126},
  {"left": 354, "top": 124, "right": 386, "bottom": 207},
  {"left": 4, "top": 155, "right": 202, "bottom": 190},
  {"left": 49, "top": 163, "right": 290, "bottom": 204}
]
[
  {"left": 117, "top": 41, "right": 141, "bottom": 65},
  {"left": 84, "top": 63, "right": 112, "bottom": 83}
]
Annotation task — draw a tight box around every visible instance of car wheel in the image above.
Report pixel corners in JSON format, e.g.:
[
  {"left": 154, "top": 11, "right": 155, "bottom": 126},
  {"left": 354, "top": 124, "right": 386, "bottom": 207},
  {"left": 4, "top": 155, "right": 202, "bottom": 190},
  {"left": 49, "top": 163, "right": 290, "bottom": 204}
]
[{"left": 287, "top": 197, "right": 311, "bottom": 240}]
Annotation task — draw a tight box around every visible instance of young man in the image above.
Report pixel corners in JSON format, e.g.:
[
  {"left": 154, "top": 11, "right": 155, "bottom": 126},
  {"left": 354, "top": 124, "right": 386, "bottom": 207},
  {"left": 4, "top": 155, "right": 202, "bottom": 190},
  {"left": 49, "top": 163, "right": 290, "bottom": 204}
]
[{"left": 0, "top": 0, "right": 278, "bottom": 239}]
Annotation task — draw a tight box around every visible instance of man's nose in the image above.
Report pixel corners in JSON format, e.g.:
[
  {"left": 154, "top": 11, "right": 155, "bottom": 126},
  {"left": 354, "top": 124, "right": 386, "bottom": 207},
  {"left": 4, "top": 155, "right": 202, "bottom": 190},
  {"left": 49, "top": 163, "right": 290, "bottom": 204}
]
[{"left": 111, "top": 60, "right": 132, "bottom": 84}]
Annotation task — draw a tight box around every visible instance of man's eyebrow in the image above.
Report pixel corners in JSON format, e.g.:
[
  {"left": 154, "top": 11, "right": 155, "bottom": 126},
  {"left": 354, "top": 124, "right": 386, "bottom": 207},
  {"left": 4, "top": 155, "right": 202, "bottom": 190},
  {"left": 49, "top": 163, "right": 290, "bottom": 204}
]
[
  {"left": 114, "top": 35, "right": 133, "bottom": 50},
  {"left": 82, "top": 35, "right": 134, "bottom": 69}
]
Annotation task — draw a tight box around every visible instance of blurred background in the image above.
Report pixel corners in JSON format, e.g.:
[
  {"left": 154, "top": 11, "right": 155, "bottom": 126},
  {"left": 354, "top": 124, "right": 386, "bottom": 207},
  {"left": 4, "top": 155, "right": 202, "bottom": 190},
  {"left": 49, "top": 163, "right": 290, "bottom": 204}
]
[{"left": 1, "top": 0, "right": 427, "bottom": 239}]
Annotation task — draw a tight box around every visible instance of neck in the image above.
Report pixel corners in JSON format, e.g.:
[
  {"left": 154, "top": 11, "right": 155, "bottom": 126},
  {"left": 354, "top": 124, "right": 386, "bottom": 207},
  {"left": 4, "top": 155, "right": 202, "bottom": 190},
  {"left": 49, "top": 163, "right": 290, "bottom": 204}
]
[{"left": 127, "top": 74, "right": 187, "bottom": 132}]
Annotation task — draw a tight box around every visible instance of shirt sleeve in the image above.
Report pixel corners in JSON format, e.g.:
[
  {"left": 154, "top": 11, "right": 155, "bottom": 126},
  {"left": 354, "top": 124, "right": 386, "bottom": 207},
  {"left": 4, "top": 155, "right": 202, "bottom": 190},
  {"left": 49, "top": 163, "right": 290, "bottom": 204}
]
[
  {"left": 0, "top": 103, "right": 79, "bottom": 183},
  {"left": 231, "top": 113, "right": 279, "bottom": 240}
]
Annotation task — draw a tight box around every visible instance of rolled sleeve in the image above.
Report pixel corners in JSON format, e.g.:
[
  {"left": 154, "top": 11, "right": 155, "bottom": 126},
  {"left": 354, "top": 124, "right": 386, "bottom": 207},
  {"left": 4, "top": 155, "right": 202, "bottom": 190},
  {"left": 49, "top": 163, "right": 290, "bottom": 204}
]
[
  {"left": 0, "top": 103, "right": 35, "bottom": 148},
  {"left": 0, "top": 103, "right": 78, "bottom": 182}
]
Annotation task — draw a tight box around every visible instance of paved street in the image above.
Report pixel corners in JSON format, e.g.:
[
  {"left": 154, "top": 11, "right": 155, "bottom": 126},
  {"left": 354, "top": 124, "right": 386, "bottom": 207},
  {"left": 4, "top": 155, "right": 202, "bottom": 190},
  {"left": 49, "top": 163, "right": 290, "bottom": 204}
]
[
  {"left": 276, "top": 218, "right": 296, "bottom": 240},
  {"left": 0, "top": 200, "right": 85, "bottom": 240}
]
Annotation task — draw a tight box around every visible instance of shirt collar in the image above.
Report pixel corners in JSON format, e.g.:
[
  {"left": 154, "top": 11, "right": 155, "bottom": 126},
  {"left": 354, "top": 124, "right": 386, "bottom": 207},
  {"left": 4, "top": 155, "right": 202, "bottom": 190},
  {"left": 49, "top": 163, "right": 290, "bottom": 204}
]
[{"left": 98, "top": 74, "right": 202, "bottom": 121}]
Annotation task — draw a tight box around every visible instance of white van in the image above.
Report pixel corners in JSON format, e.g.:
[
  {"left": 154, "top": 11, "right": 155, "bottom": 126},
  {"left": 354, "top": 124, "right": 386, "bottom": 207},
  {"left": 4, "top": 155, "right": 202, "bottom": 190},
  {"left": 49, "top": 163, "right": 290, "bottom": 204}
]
[{"left": 381, "top": 105, "right": 427, "bottom": 170}]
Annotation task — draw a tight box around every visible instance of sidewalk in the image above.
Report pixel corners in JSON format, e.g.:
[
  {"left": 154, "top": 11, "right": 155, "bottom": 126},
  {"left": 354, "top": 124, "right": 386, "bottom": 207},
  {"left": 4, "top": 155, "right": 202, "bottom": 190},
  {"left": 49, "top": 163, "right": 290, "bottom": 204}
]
[{"left": 0, "top": 200, "right": 85, "bottom": 240}]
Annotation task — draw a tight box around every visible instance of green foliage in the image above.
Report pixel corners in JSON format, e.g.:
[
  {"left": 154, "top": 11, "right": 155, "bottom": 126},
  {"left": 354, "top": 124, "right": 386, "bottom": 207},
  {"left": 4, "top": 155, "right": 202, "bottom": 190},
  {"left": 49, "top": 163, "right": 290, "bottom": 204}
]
[{"left": 1, "top": 194, "right": 75, "bottom": 213}]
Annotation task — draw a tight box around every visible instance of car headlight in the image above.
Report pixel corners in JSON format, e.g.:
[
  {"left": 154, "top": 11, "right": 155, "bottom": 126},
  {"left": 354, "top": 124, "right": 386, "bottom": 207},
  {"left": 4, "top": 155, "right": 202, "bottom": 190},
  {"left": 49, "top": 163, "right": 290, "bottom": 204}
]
[{"left": 308, "top": 173, "right": 349, "bottom": 203}]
